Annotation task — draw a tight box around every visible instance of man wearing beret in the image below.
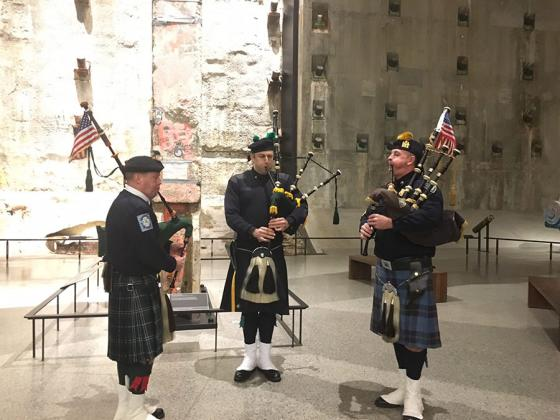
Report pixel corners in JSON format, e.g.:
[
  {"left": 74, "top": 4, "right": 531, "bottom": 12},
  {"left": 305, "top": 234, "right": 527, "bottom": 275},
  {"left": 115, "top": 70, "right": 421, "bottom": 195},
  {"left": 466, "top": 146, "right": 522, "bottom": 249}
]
[
  {"left": 359, "top": 132, "right": 443, "bottom": 420},
  {"left": 220, "top": 135, "right": 308, "bottom": 383},
  {"left": 106, "top": 156, "right": 184, "bottom": 420}
]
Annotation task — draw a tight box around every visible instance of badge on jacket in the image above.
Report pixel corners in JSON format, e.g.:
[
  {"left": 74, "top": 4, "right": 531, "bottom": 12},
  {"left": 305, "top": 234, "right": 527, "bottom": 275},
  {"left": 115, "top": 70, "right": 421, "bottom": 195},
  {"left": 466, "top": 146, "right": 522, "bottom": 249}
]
[{"left": 137, "top": 213, "right": 153, "bottom": 232}]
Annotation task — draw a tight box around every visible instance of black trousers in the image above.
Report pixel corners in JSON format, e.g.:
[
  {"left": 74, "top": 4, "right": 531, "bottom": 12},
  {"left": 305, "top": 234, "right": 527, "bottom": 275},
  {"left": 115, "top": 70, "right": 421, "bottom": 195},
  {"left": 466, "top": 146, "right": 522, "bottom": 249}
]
[{"left": 242, "top": 311, "right": 276, "bottom": 344}]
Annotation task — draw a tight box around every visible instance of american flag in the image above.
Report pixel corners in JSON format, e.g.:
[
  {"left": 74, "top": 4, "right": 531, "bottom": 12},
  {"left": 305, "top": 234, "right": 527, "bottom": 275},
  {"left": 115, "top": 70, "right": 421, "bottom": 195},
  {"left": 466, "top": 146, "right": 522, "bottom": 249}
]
[
  {"left": 69, "top": 111, "right": 98, "bottom": 162},
  {"left": 433, "top": 108, "right": 457, "bottom": 152}
]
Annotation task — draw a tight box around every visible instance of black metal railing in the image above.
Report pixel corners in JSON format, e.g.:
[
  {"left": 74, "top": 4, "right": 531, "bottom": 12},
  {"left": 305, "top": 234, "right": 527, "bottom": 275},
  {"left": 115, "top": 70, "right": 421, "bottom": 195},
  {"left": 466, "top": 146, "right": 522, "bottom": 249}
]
[
  {"left": 464, "top": 215, "right": 560, "bottom": 260},
  {"left": 486, "top": 237, "right": 560, "bottom": 260},
  {"left": 24, "top": 260, "right": 104, "bottom": 361},
  {"left": 200, "top": 236, "right": 233, "bottom": 260},
  {"left": 200, "top": 234, "right": 362, "bottom": 260},
  {"left": 464, "top": 215, "right": 495, "bottom": 253},
  {"left": 277, "top": 289, "right": 309, "bottom": 347},
  {"left": 2, "top": 237, "right": 99, "bottom": 263}
]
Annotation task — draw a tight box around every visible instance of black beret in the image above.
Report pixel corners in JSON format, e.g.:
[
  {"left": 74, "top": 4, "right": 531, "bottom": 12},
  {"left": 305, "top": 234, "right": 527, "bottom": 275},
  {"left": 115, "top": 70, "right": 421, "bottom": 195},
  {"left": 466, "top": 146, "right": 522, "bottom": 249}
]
[
  {"left": 389, "top": 138, "right": 425, "bottom": 163},
  {"left": 248, "top": 134, "right": 275, "bottom": 153},
  {"left": 123, "top": 156, "right": 164, "bottom": 173}
]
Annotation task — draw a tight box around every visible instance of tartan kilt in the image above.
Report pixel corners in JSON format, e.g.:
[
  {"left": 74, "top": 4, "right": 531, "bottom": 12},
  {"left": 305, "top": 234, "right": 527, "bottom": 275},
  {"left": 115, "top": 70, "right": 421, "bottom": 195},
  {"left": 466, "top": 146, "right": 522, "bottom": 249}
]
[
  {"left": 108, "top": 274, "right": 163, "bottom": 363},
  {"left": 370, "top": 263, "right": 441, "bottom": 349}
]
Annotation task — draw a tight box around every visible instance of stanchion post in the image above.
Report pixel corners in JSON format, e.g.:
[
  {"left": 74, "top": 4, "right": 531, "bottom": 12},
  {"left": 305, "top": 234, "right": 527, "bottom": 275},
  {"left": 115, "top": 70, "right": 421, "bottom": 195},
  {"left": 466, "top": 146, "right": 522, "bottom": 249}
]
[
  {"left": 477, "top": 230, "right": 481, "bottom": 252},
  {"left": 32, "top": 320, "right": 36, "bottom": 359},
  {"left": 485, "top": 224, "right": 490, "bottom": 253}
]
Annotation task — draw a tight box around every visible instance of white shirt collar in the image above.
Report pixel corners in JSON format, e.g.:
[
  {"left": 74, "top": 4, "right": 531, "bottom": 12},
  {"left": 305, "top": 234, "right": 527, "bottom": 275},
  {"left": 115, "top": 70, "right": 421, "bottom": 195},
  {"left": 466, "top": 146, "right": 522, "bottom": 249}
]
[{"left": 124, "top": 185, "right": 150, "bottom": 204}]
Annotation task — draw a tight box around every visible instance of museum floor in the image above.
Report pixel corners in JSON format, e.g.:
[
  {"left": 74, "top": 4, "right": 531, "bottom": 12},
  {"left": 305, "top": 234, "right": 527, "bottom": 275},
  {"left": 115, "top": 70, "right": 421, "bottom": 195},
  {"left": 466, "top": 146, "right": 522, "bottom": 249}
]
[{"left": 1, "top": 245, "right": 559, "bottom": 419}]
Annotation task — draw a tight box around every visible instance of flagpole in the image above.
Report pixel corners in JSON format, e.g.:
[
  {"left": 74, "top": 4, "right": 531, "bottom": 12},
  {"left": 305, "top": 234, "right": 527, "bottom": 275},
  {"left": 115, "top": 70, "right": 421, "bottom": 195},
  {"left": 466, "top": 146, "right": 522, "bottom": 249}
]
[
  {"left": 80, "top": 102, "right": 125, "bottom": 173},
  {"left": 79, "top": 101, "right": 178, "bottom": 219}
]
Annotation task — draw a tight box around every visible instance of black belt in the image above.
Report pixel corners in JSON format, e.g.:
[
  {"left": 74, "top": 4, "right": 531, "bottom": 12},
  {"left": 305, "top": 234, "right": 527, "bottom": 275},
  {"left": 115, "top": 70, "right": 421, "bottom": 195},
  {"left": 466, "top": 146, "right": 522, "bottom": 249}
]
[
  {"left": 379, "top": 256, "right": 432, "bottom": 271},
  {"left": 112, "top": 273, "right": 157, "bottom": 291}
]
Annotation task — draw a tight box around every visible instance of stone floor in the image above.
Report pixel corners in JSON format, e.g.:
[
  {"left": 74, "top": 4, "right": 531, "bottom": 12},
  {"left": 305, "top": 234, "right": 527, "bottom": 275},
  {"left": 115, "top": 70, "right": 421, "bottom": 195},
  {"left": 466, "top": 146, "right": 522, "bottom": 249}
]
[{"left": 1, "top": 245, "right": 559, "bottom": 419}]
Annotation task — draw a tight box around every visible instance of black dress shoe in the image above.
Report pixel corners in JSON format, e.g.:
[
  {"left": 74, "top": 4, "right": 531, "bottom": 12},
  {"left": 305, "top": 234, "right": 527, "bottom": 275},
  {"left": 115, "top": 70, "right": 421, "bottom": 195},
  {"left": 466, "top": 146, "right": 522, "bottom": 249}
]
[
  {"left": 152, "top": 408, "right": 165, "bottom": 419},
  {"left": 402, "top": 416, "right": 421, "bottom": 420},
  {"left": 234, "top": 369, "right": 255, "bottom": 382},
  {"left": 374, "top": 396, "right": 402, "bottom": 409},
  {"left": 258, "top": 368, "right": 281, "bottom": 382}
]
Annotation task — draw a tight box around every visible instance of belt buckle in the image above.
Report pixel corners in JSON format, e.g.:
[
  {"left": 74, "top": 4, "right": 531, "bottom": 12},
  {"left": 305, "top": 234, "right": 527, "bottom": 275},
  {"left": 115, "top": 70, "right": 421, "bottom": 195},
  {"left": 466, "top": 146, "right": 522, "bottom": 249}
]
[
  {"left": 126, "top": 283, "right": 133, "bottom": 292},
  {"left": 381, "top": 259, "right": 392, "bottom": 270}
]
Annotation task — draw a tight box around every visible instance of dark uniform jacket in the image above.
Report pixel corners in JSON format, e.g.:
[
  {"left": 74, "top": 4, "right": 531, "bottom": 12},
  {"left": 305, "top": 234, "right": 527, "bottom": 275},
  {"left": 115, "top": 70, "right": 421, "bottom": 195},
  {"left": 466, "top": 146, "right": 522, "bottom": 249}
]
[
  {"left": 360, "top": 171, "right": 443, "bottom": 261},
  {"left": 106, "top": 189, "right": 176, "bottom": 363},
  {"left": 220, "top": 169, "right": 308, "bottom": 314},
  {"left": 106, "top": 190, "right": 176, "bottom": 275}
]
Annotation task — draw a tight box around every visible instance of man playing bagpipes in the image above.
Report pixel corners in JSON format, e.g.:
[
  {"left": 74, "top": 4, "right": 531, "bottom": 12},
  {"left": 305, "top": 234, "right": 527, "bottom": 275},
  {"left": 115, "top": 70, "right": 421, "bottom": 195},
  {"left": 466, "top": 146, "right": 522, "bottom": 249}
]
[
  {"left": 220, "top": 134, "right": 308, "bottom": 383},
  {"left": 359, "top": 116, "right": 461, "bottom": 420},
  {"left": 105, "top": 156, "right": 185, "bottom": 420}
]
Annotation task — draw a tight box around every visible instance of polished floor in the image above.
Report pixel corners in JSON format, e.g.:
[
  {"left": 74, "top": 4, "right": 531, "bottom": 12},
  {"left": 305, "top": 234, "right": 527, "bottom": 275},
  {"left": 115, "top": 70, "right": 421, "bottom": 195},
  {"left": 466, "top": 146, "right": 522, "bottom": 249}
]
[{"left": 1, "top": 244, "right": 559, "bottom": 419}]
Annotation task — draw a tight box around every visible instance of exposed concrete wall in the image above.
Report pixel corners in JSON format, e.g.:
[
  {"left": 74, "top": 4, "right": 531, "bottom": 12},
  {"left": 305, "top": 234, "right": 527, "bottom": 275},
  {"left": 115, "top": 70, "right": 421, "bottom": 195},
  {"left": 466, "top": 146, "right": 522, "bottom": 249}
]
[
  {"left": 198, "top": 0, "right": 283, "bottom": 257},
  {"left": 0, "top": 0, "right": 281, "bottom": 270},
  {"left": 152, "top": 0, "right": 203, "bottom": 290},
  {"left": 299, "top": 0, "right": 560, "bottom": 212},
  {"left": 0, "top": 0, "right": 152, "bottom": 241}
]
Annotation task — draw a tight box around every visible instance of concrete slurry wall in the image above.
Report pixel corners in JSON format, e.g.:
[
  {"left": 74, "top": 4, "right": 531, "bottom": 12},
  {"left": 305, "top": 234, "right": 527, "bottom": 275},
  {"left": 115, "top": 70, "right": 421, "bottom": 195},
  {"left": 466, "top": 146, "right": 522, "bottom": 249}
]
[
  {"left": 298, "top": 0, "right": 560, "bottom": 212},
  {"left": 152, "top": 0, "right": 204, "bottom": 290},
  {"left": 0, "top": 1, "right": 152, "bottom": 242},
  {"left": 198, "top": 0, "right": 283, "bottom": 249},
  {"left": 0, "top": 1, "right": 281, "bottom": 262}
]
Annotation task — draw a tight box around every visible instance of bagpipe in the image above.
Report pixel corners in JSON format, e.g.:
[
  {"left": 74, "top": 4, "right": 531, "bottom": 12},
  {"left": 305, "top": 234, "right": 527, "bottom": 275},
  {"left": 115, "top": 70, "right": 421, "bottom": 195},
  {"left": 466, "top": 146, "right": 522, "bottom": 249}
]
[
  {"left": 81, "top": 102, "right": 193, "bottom": 291},
  {"left": 361, "top": 107, "right": 467, "bottom": 256},
  {"left": 267, "top": 110, "right": 342, "bottom": 228}
]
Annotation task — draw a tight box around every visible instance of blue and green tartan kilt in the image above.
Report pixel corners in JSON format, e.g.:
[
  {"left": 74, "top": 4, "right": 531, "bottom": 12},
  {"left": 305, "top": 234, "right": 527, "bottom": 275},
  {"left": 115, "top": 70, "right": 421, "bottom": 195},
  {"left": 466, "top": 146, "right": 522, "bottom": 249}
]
[
  {"left": 108, "top": 274, "right": 163, "bottom": 363},
  {"left": 370, "top": 263, "right": 441, "bottom": 349}
]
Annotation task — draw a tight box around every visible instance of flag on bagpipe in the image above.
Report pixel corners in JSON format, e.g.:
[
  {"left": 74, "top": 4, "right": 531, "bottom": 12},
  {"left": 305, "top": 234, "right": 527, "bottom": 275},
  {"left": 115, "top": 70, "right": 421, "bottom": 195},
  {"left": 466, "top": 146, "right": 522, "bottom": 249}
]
[
  {"left": 433, "top": 108, "right": 457, "bottom": 152},
  {"left": 69, "top": 111, "right": 99, "bottom": 162}
]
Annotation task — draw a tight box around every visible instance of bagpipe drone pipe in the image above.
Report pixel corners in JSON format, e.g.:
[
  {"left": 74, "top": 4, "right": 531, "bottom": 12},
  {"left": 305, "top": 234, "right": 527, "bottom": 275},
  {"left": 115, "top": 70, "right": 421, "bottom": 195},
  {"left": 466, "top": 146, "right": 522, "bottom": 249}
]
[
  {"left": 361, "top": 108, "right": 467, "bottom": 256},
  {"left": 266, "top": 111, "right": 342, "bottom": 232}
]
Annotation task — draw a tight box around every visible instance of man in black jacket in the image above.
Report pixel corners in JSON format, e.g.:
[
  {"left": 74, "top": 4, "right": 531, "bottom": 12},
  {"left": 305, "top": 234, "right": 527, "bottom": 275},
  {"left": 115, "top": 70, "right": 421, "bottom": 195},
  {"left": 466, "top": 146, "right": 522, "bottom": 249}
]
[
  {"left": 360, "top": 133, "right": 442, "bottom": 420},
  {"left": 220, "top": 135, "right": 308, "bottom": 383},
  {"left": 106, "top": 156, "right": 184, "bottom": 420}
]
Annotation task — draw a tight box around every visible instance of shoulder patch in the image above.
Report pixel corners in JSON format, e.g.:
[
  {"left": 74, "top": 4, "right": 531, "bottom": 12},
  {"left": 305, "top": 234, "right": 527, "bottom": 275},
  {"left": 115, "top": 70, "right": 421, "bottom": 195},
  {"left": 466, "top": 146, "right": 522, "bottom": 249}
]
[{"left": 137, "top": 213, "right": 154, "bottom": 232}]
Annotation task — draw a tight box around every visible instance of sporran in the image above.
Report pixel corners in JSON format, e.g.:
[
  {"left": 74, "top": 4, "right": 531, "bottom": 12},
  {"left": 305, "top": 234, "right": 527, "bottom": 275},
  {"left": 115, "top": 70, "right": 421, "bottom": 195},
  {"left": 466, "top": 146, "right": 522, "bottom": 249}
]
[{"left": 240, "top": 247, "right": 279, "bottom": 304}]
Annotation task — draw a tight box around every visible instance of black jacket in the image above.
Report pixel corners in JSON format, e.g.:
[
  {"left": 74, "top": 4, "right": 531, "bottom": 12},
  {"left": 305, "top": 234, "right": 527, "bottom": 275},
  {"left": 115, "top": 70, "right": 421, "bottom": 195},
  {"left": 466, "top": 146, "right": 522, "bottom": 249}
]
[
  {"left": 106, "top": 190, "right": 176, "bottom": 275},
  {"left": 224, "top": 169, "right": 308, "bottom": 246}
]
